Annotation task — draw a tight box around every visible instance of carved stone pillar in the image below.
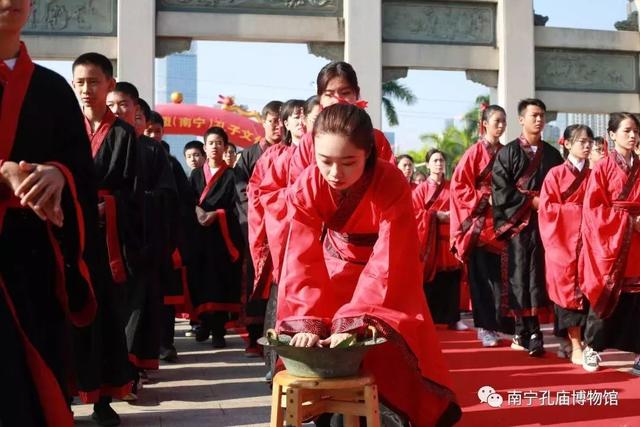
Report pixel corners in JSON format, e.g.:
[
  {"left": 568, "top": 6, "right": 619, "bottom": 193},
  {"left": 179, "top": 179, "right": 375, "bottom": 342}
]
[
  {"left": 344, "top": 0, "right": 382, "bottom": 127},
  {"left": 497, "top": 0, "right": 535, "bottom": 141},
  {"left": 117, "top": 0, "right": 156, "bottom": 103}
]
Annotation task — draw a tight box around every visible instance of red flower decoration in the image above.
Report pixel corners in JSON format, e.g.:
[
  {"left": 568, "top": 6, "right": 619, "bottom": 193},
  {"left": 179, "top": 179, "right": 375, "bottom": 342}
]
[{"left": 333, "top": 95, "right": 368, "bottom": 109}]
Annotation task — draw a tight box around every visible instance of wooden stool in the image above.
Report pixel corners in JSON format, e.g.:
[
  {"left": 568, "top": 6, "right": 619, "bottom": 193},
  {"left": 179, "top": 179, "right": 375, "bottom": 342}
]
[{"left": 270, "top": 370, "right": 381, "bottom": 427}]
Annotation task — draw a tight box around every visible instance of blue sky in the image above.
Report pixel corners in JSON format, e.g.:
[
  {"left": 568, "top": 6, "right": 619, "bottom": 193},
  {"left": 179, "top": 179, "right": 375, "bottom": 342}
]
[{"left": 38, "top": 0, "right": 628, "bottom": 152}]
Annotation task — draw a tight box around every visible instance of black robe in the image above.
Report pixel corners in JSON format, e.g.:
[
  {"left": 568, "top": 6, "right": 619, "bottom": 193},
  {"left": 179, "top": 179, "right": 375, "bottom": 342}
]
[
  {"left": 492, "top": 138, "right": 563, "bottom": 317},
  {"left": 189, "top": 166, "right": 243, "bottom": 319},
  {"left": 73, "top": 117, "right": 138, "bottom": 403},
  {"left": 125, "top": 135, "right": 177, "bottom": 369},
  {"left": 0, "top": 61, "right": 98, "bottom": 426},
  {"left": 234, "top": 141, "right": 269, "bottom": 327}
]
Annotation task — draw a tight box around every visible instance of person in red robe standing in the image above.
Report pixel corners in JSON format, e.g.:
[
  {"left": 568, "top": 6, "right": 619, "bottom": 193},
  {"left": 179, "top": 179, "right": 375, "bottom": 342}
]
[
  {"left": 396, "top": 154, "right": 416, "bottom": 189},
  {"left": 589, "top": 136, "right": 607, "bottom": 167},
  {"left": 413, "top": 149, "right": 464, "bottom": 330},
  {"left": 450, "top": 105, "right": 514, "bottom": 347},
  {"left": 538, "top": 124, "right": 593, "bottom": 367},
  {"left": 278, "top": 104, "right": 461, "bottom": 427},
  {"left": 581, "top": 112, "right": 640, "bottom": 375}
]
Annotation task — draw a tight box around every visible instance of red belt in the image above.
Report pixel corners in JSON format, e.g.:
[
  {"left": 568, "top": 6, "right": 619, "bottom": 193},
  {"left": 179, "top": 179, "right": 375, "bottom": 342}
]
[{"left": 98, "top": 190, "right": 127, "bottom": 284}]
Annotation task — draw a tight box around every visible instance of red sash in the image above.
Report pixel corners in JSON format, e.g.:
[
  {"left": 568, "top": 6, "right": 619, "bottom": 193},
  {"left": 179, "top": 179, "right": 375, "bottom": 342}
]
[
  {"left": 85, "top": 108, "right": 117, "bottom": 158},
  {"left": 199, "top": 163, "right": 239, "bottom": 262},
  {"left": 0, "top": 42, "right": 76, "bottom": 427},
  {"left": 98, "top": 190, "right": 127, "bottom": 284}
]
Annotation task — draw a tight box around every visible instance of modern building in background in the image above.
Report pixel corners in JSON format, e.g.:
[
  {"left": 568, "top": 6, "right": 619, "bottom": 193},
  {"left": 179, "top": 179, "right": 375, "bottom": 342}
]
[{"left": 155, "top": 43, "right": 198, "bottom": 168}]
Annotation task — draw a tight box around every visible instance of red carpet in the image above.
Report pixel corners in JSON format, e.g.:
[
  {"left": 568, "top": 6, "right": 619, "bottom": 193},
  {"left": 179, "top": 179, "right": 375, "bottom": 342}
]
[{"left": 438, "top": 326, "right": 640, "bottom": 426}]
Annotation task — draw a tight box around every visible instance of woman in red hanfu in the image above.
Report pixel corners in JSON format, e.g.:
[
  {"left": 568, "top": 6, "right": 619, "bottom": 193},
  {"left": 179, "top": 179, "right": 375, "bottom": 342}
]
[
  {"left": 581, "top": 113, "right": 640, "bottom": 375},
  {"left": 413, "top": 149, "right": 464, "bottom": 330},
  {"left": 278, "top": 104, "right": 461, "bottom": 427},
  {"left": 449, "top": 105, "right": 514, "bottom": 347},
  {"left": 538, "top": 125, "right": 593, "bottom": 367},
  {"left": 590, "top": 136, "right": 608, "bottom": 167}
]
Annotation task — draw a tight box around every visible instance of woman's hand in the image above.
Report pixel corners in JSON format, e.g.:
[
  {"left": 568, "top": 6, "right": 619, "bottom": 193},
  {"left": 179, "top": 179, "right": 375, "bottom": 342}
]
[
  {"left": 12, "top": 162, "right": 65, "bottom": 227},
  {"left": 634, "top": 216, "right": 640, "bottom": 233},
  {"left": 531, "top": 196, "right": 540, "bottom": 211},
  {"left": 196, "top": 206, "right": 217, "bottom": 226},
  {"left": 319, "top": 333, "right": 355, "bottom": 348},
  {"left": 290, "top": 332, "right": 320, "bottom": 347}
]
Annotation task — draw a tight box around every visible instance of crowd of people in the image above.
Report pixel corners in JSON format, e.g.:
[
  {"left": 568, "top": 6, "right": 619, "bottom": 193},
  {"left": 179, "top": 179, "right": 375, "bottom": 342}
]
[{"left": 2, "top": 2, "right": 640, "bottom": 426}]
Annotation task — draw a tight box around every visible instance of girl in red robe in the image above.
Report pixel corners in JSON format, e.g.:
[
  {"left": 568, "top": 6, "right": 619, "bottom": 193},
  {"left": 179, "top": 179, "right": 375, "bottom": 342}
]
[
  {"left": 450, "top": 105, "right": 514, "bottom": 347},
  {"left": 279, "top": 104, "right": 460, "bottom": 427},
  {"left": 581, "top": 112, "right": 640, "bottom": 375},
  {"left": 589, "top": 136, "right": 607, "bottom": 167},
  {"left": 538, "top": 125, "right": 593, "bottom": 366},
  {"left": 413, "top": 149, "right": 463, "bottom": 330}
]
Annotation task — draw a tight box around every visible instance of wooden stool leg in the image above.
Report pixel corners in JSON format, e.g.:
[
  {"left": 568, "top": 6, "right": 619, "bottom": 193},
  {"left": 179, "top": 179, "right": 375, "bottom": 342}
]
[
  {"left": 270, "top": 383, "right": 284, "bottom": 427},
  {"left": 285, "top": 387, "right": 303, "bottom": 427},
  {"left": 343, "top": 415, "right": 360, "bottom": 427},
  {"left": 364, "top": 384, "right": 381, "bottom": 427}
]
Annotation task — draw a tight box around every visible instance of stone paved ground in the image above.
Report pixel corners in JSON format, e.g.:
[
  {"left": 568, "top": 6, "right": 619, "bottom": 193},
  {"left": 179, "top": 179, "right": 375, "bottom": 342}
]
[{"left": 72, "top": 319, "right": 273, "bottom": 426}]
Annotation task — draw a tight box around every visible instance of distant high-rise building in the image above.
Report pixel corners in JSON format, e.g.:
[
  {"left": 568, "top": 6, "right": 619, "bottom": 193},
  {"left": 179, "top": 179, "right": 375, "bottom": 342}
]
[
  {"left": 155, "top": 44, "right": 198, "bottom": 168},
  {"left": 566, "top": 113, "right": 608, "bottom": 138},
  {"left": 543, "top": 124, "right": 561, "bottom": 145}
]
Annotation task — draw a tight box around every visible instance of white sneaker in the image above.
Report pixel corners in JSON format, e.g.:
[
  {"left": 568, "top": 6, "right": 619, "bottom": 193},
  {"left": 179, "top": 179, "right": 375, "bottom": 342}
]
[
  {"left": 582, "top": 347, "right": 601, "bottom": 372},
  {"left": 481, "top": 330, "right": 499, "bottom": 347},
  {"left": 448, "top": 320, "right": 469, "bottom": 331}
]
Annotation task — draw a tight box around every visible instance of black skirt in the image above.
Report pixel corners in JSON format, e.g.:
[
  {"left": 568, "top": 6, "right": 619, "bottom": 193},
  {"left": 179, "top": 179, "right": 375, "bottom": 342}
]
[
  {"left": 585, "top": 293, "right": 640, "bottom": 353},
  {"left": 554, "top": 303, "right": 588, "bottom": 332},
  {"left": 424, "top": 270, "right": 461, "bottom": 325}
]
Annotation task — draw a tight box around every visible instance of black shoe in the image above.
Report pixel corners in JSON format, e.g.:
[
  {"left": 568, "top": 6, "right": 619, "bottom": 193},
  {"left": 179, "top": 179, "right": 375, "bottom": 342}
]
[
  {"left": 195, "top": 326, "right": 211, "bottom": 342},
  {"left": 159, "top": 346, "right": 178, "bottom": 362},
  {"left": 528, "top": 332, "right": 545, "bottom": 357},
  {"left": 212, "top": 336, "right": 227, "bottom": 348},
  {"left": 510, "top": 334, "right": 529, "bottom": 351},
  {"left": 91, "top": 401, "right": 120, "bottom": 426}
]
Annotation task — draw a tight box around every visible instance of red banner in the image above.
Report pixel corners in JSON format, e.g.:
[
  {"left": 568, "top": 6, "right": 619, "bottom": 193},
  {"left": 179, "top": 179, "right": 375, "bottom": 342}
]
[{"left": 155, "top": 103, "right": 264, "bottom": 148}]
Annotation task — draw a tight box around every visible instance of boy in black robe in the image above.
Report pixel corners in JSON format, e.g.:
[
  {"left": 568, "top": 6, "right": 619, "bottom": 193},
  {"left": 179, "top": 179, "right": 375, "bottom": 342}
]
[
  {"left": 144, "top": 109, "right": 198, "bottom": 362},
  {"left": 107, "top": 84, "right": 177, "bottom": 389},
  {"left": 190, "top": 127, "right": 244, "bottom": 348},
  {"left": 0, "top": 5, "right": 99, "bottom": 425},
  {"left": 492, "top": 98, "right": 564, "bottom": 357},
  {"left": 233, "top": 100, "right": 282, "bottom": 355},
  {"left": 72, "top": 52, "right": 140, "bottom": 425}
]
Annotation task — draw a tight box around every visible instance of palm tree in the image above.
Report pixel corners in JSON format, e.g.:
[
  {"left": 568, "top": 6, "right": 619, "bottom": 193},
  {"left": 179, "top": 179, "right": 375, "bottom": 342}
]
[
  {"left": 461, "top": 94, "right": 490, "bottom": 138},
  {"left": 419, "top": 126, "right": 474, "bottom": 177},
  {"left": 382, "top": 80, "right": 417, "bottom": 127}
]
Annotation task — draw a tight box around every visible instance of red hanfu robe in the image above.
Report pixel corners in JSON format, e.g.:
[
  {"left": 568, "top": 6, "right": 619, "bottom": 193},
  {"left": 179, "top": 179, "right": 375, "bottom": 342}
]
[
  {"left": 539, "top": 160, "right": 590, "bottom": 310},
  {"left": 450, "top": 140, "right": 505, "bottom": 259},
  {"left": 248, "top": 143, "right": 294, "bottom": 296},
  {"left": 580, "top": 152, "right": 640, "bottom": 318},
  {"left": 413, "top": 178, "right": 461, "bottom": 283},
  {"left": 288, "top": 129, "right": 396, "bottom": 185},
  {"left": 278, "top": 160, "right": 460, "bottom": 427}
]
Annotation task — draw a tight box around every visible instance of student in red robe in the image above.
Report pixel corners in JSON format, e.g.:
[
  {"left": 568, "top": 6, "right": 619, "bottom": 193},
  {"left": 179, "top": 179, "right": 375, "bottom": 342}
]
[
  {"left": 304, "top": 95, "right": 321, "bottom": 130},
  {"left": 279, "top": 104, "right": 460, "bottom": 427},
  {"left": 72, "top": 52, "right": 139, "bottom": 424},
  {"left": 397, "top": 154, "right": 417, "bottom": 189},
  {"left": 589, "top": 136, "right": 607, "bottom": 167},
  {"left": 1, "top": 6, "right": 98, "bottom": 424},
  {"left": 235, "top": 101, "right": 282, "bottom": 356},
  {"left": 538, "top": 124, "right": 593, "bottom": 366},
  {"left": 450, "top": 105, "right": 514, "bottom": 347},
  {"left": 492, "top": 98, "right": 564, "bottom": 357},
  {"left": 581, "top": 112, "right": 640, "bottom": 375},
  {"left": 288, "top": 61, "right": 395, "bottom": 185},
  {"left": 190, "top": 127, "right": 243, "bottom": 349},
  {"left": 413, "top": 149, "right": 464, "bottom": 330}
]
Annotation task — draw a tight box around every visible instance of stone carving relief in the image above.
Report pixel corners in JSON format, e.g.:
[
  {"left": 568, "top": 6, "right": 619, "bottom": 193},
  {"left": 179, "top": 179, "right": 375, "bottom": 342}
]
[
  {"left": 535, "top": 49, "right": 638, "bottom": 93},
  {"left": 157, "top": 0, "right": 341, "bottom": 16},
  {"left": 382, "top": 1, "right": 495, "bottom": 46},
  {"left": 24, "top": 0, "right": 116, "bottom": 35}
]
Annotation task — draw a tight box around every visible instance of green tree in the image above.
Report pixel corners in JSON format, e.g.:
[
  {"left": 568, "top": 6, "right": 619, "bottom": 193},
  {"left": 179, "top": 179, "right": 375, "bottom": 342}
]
[
  {"left": 382, "top": 80, "right": 417, "bottom": 127},
  {"left": 419, "top": 127, "right": 474, "bottom": 177},
  {"left": 461, "top": 94, "right": 490, "bottom": 138}
]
